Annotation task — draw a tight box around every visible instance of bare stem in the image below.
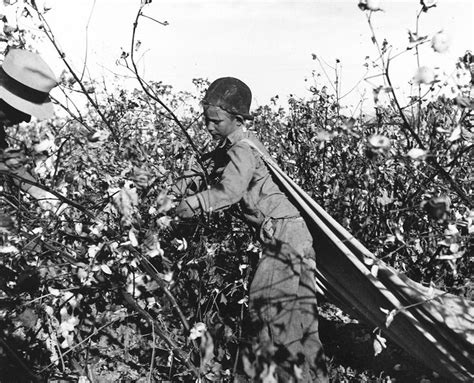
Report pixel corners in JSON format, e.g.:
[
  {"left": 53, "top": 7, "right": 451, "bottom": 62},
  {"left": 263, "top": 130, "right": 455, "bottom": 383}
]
[
  {"left": 0, "top": 335, "right": 42, "bottom": 381},
  {"left": 121, "top": 289, "right": 199, "bottom": 377},
  {"left": 148, "top": 320, "right": 156, "bottom": 382},
  {"left": 130, "top": 245, "right": 191, "bottom": 332},
  {"left": 384, "top": 61, "right": 472, "bottom": 207},
  {"left": 0, "top": 169, "right": 96, "bottom": 218},
  {"left": 365, "top": 10, "right": 472, "bottom": 207},
  {"left": 32, "top": 5, "right": 117, "bottom": 139},
  {"left": 39, "top": 317, "right": 122, "bottom": 374},
  {"left": 50, "top": 94, "right": 94, "bottom": 133},
  {"left": 414, "top": 9, "right": 424, "bottom": 132},
  {"left": 366, "top": 13, "right": 388, "bottom": 86},
  {"left": 130, "top": 7, "right": 209, "bottom": 185}
]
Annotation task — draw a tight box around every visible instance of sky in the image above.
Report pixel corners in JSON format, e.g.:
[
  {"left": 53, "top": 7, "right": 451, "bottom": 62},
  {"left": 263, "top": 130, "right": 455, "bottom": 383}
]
[{"left": 33, "top": 0, "right": 474, "bottom": 113}]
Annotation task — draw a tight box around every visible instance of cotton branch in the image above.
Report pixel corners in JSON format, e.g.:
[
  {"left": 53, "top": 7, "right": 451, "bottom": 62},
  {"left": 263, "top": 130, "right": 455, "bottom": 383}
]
[
  {"left": 0, "top": 335, "right": 42, "bottom": 381},
  {"left": 0, "top": 169, "right": 96, "bottom": 218},
  {"left": 385, "top": 59, "right": 472, "bottom": 208},
  {"left": 129, "top": 245, "right": 191, "bottom": 333},
  {"left": 121, "top": 290, "right": 200, "bottom": 377},
  {"left": 130, "top": 5, "right": 209, "bottom": 186},
  {"left": 365, "top": 13, "right": 473, "bottom": 208},
  {"left": 30, "top": 4, "right": 118, "bottom": 140}
]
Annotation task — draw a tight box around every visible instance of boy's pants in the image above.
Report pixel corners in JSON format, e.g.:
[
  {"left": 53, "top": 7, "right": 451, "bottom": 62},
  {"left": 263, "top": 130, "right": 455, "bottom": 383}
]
[{"left": 249, "top": 217, "right": 328, "bottom": 382}]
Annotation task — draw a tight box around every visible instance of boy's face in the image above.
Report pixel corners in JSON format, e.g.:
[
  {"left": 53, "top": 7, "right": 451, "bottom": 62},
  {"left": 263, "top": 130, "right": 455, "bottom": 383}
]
[{"left": 203, "top": 105, "right": 240, "bottom": 141}]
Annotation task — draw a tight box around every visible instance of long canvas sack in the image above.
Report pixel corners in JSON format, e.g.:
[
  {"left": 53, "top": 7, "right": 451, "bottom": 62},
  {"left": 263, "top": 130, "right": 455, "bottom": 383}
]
[{"left": 240, "top": 138, "right": 474, "bottom": 382}]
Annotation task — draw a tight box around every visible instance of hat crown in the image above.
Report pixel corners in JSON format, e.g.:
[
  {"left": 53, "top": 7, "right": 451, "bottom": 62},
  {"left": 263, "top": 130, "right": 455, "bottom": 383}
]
[
  {"left": 0, "top": 49, "right": 57, "bottom": 119},
  {"left": 2, "top": 49, "right": 57, "bottom": 92},
  {"left": 203, "top": 77, "right": 252, "bottom": 119}
]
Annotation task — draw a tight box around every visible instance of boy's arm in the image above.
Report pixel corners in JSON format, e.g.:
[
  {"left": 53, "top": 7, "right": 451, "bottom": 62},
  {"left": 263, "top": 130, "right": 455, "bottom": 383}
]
[
  {"left": 177, "top": 143, "right": 256, "bottom": 217},
  {"left": 171, "top": 148, "right": 224, "bottom": 197},
  {"left": 171, "top": 167, "right": 204, "bottom": 197}
]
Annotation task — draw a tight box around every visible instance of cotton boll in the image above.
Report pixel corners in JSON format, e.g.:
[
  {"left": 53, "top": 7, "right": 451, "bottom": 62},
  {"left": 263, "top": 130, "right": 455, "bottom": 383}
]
[
  {"left": 431, "top": 30, "right": 450, "bottom": 53},
  {"left": 453, "top": 68, "right": 471, "bottom": 87},
  {"left": 415, "top": 66, "right": 435, "bottom": 84},
  {"left": 366, "top": 0, "right": 382, "bottom": 11}
]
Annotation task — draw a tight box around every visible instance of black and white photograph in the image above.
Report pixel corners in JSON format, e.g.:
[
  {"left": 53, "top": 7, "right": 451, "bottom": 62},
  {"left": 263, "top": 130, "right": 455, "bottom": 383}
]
[{"left": 0, "top": 1, "right": 472, "bottom": 382}]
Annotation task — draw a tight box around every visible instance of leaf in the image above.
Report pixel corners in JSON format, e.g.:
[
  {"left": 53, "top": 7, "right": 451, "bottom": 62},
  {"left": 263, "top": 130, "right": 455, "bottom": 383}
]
[
  {"left": 142, "top": 232, "right": 164, "bottom": 258},
  {"left": 113, "top": 182, "right": 139, "bottom": 227},
  {"left": 293, "top": 364, "right": 304, "bottom": 380},
  {"left": 0, "top": 212, "right": 14, "bottom": 233},
  {"left": 238, "top": 296, "right": 248, "bottom": 306},
  {"left": 394, "top": 228, "right": 405, "bottom": 244},
  {"left": 427, "top": 282, "right": 436, "bottom": 299},
  {"left": 384, "top": 235, "right": 395, "bottom": 245},
  {"left": 18, "top": 308, "right": 38, "bottom": 329},
  {"left": 189, "top": 322, "right": 207, "bottom": 340},
  {"left": 373, "top": 333, "right": 387, "bottom": 356},
  {"left": 406, "top": 148, "right": 427, "bottom": 160},
  {"left": 134, "top": 40, "right": 141, "bottom": 51},
  {"left": 200, "top": 331, "right": 215, "bottom": 370},
  {"left": 75, "top": 222, "right": 83, "bottom": 235},
  {"left": 408, "top": 30, "right": 428, "bottom": 44},
  {"left": 101, "top": 264, "right": 112, "bottom": 275},
  {"left": 48, "top": 287, "right": 60, "bottom": 296},
  {"left": 384, "top": 309, "right": 397, "bottom": 328},
  {"left": 421, "top": 0, "right": 437, "bottom": 13},
  {"left": 313, "top": 129, "right": 333, "bottom": 142},
  {"left": 156, "top": 189, "right": 173, "bottom": 213},
  {"left": 33, "top": 139, "right": 53, "bottom": 153},
  {"left": 176, "top": 238, "right": 187, "bottom": 251},
  {"left": 260, "top": 362, "right": 278, "bottom": 383},
  {"left": 377, "top": 189, "right": 393, "bottom": 206},
  {"left": 87, "top": 244, "right": 103, "bottom": 259},
  {"left": 423, "top": 195, "right": 450, "bottom": 219},
  {"left": 370, "top": 265, "right": 379, "bottom": 277},
  {"left": 163, "top": 272, "right": 173, "bottom": 283},
  {"left": 449, "top": 243, "right": 459, "bottom": 253},
  {"left": 219, "top": 294, "right": 228, "bottom": 304},
  {"left": 157, "top": 216, "right": 173, "bottom": 228},
  {"left": 242, "top": 354, "right": 256, "bottom": 378},
  {"left": 132, "top": 167, "right": 151, "bottom": 188},
  {"left": 448, "top": 126, "right": 461, "bottom": 142},
  {"left": 239, "top": 263, "right": 249, "bottom": 274},
  {"left": 129, "top": 229, "right": 139, "bottom": 247},
  {"left": 454, "top": 96, "right": 473, "bottom": 108},
  {"left": 436, "top": 251, "right": 465, "bottom": 260},
  {"left": 363, "top": 256, "right": 374, "bottom": 266},
  {"left": 447, "top": 259, "right": 458, "bottom": 276}
]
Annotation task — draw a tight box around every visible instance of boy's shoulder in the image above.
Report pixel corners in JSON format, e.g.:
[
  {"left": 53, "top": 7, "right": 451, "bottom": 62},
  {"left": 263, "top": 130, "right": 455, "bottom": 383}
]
[
  {"left": 230, "top": 130, "right": 271, "bottom": 159},
  {"left": 227, "top": 129, "right": 264, "bottom": 150}
]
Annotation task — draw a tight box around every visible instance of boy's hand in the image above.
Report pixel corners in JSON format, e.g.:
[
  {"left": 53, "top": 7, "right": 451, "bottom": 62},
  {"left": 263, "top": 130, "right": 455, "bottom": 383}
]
[{"left": 176, "top": 195, "right": 200, "bottom": 218}]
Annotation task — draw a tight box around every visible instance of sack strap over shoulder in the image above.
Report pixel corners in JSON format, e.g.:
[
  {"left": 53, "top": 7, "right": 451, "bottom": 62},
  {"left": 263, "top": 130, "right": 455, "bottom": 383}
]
[{"left": 238, "top": 138, "right": 279, "bottom": 168}]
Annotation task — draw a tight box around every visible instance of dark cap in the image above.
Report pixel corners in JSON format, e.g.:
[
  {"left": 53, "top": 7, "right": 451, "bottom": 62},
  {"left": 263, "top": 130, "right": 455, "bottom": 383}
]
[{"left": 202, "top": 77, "right": 253, "bottom": 120}]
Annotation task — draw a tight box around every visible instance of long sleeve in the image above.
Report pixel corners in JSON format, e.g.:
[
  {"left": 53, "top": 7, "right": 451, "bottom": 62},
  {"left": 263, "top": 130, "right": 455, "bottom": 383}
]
[
  {"left": 196, "top": 143, "right": 256, "bottom": 212},
  {"left": 172, "top": 147, "right": 228, "bottom": 197},
  {"left": 172, "top": 168, "right": 204, "bottom": 197}
]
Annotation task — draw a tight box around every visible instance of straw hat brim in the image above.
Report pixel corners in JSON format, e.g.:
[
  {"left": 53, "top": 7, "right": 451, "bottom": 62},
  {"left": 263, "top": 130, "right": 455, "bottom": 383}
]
[{"left": 0, "top": 85, "right": 54, "bottom": 119}]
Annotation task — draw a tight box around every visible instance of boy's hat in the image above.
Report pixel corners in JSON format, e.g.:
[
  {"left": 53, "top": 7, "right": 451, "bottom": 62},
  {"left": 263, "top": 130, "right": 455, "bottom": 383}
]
[
  {"left": 0, "top": 49, "right": 57, "bottom": 119},
  {"left": 203, "top": 77, "right": 253, "bottom": 120}
]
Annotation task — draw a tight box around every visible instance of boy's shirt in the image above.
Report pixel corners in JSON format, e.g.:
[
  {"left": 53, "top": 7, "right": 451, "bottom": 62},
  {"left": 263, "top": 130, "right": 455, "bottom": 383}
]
[{"left": 192, "top": 127, "right": 300, "bottom": 228}]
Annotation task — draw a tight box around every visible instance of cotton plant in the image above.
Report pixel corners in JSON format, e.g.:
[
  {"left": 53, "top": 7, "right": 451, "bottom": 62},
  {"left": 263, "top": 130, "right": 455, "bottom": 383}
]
[{"left": 356, "top": 0, "right": 473, "bottom": 359}]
